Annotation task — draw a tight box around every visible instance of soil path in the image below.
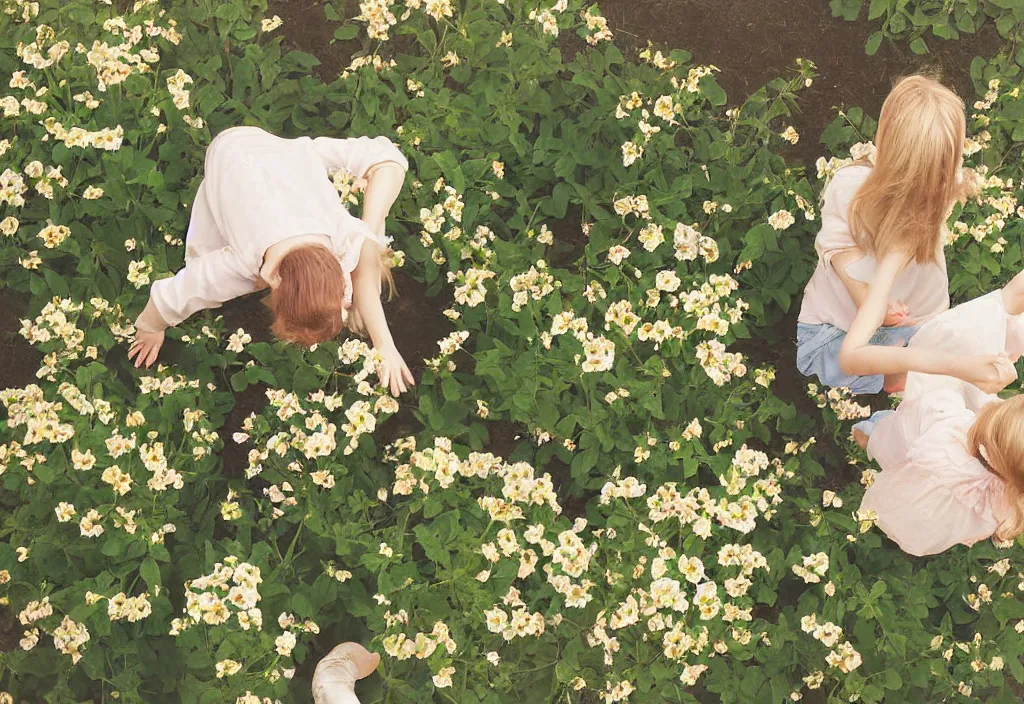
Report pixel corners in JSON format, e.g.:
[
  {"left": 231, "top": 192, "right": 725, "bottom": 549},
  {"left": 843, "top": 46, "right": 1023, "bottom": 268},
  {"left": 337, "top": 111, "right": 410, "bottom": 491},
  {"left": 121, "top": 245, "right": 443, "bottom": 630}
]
[{"left": 596, "top": 0, "right": 1004, "bottom": 164}]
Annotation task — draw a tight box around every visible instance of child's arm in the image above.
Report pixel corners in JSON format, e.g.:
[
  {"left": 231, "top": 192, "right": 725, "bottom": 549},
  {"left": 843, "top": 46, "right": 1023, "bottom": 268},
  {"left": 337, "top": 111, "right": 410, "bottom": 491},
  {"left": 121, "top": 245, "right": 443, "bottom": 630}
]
[
  {"left": 351, "top": 238, "right": 414, "bottom": 396},
  {"left": 839, "top": 251, "right": 1016, "bottom": 393},
  {"left": 129, "top": 249, "right": 255, "bottom": 368},
  {"left": 832, "top": 247, "right": 908, "bottom": 327},
  {"left": 311, "top": 135, "right": 409, "bottom": 182},
  {"left": 359, "top": 162, "right": 406, "bottom": 238}
]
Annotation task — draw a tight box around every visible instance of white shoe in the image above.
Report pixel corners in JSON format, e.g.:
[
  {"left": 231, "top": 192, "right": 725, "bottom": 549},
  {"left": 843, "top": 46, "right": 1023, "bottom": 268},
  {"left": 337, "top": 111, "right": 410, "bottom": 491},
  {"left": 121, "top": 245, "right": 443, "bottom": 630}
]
[{"left": 312, "top": 642, "right": 380, "bottom": 704}]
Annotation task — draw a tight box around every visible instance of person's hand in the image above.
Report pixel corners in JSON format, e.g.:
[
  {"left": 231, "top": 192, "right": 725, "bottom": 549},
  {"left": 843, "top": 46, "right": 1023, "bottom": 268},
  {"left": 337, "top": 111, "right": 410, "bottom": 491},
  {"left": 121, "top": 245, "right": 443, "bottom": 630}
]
[
  {"left": 377, "top": 344, "right": 415, "bottom": 396},
  {"left": 128, "top": 328, "right": 165, "bottom": 369},
  {"left": 956, "top": 354, "right": 1019, "bottom": 394},
  {"left": 882, "top": 300, "right": 909, "bottom": 327}
]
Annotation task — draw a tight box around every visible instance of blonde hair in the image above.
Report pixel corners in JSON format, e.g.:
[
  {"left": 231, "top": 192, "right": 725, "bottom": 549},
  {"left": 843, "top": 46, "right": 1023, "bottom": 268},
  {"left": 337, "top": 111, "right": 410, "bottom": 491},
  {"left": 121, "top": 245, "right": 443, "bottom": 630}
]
[
  {"left": 848, "top": 74, "right": 969, "bottom": 263},
  {"left": 967, "top": 395, "right": 1024, "bottom": 542}
]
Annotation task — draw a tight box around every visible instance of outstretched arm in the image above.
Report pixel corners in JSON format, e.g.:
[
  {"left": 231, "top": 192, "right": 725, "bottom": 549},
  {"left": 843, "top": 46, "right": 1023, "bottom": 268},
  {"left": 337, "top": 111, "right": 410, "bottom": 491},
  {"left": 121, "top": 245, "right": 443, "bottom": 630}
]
[
  {"left": 128, "top": 248, "right": 255, "bottom": 368},
  {"left": 839, "top": 251, "right": 1016, "bottom": 393},
  {"left": 359, "top": 161, "right": 406, "bottom": 238},
  {"left": 351, "top": 238, "right": 414, "bottom": 396},
  {"left": 832, "top": 247, "right": 907, "bottom": 326}
]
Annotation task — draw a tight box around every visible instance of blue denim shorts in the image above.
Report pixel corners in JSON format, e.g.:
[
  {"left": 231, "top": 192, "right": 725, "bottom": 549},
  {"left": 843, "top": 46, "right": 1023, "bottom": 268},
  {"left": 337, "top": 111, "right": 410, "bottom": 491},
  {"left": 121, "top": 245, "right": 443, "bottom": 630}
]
[
  {"left": 796, "top": 323, "right": 919, "bottom": 395},
  {"left": 852, "top": 410, "right": 896, "bottom": 439}
]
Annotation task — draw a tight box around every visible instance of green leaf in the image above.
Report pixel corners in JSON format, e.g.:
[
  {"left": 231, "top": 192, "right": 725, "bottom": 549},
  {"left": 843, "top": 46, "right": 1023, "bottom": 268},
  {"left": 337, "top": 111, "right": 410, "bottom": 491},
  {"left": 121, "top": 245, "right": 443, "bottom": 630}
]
[
  {"left": 700, "top": 77, "right": 727, "bottom": 106},
  {"left": 865, "top": 31, "right": 883, "bottom": 56},
  {"left": 230, "top": 371, "right": 249, "bottom": 392},
  {"left": 214, "top": 4, "right": 239, "bottom": 21},
  {"left": 43, "top": 268, "right": 69, "bottom": 296},
  {"left": 139, "top": 558, "right": 161, "bottom": 590},
  {"left": 334, "top": 24, "right": 360, "bottom": 40},
  {"left": 883, "top": 669, "right": 903, "bottom": 690},
  {"left": 549, "top": 182, "right": 571, "bottom": 219},
  {"left": 867, "top": 0, "right": 888, "bottom": 20},
  {"left": 413, "top": 523, "right": 450, "bottom": 569},
  {"left": 908, "top": 37, "right": 929, "bottom": 54}
]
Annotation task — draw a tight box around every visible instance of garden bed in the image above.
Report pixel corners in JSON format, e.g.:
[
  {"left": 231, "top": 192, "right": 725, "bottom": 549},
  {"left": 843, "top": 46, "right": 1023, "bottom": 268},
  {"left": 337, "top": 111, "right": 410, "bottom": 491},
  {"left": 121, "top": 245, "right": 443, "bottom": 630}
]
[{"left": 1, "top": 1, "right": 1023, "bottom": 703}]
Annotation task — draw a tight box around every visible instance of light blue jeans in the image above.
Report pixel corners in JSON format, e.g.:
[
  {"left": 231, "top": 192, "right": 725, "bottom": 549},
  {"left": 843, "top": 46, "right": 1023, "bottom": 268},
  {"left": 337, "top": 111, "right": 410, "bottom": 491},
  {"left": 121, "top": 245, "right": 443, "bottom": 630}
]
[
  {"left": 852, "top": 410, "right": 896, "bottom": 439},
  {"left": 796, "top": 323, "right": 919, "bottom": 395}
]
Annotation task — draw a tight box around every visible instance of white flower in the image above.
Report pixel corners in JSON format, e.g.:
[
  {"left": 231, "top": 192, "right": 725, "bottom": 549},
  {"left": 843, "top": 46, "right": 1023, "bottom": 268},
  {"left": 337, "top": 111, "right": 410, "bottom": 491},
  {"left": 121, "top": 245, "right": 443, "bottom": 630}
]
[
  {"left": 227, "top": 328, "right": 252, "bottom": 353},
  {"left": 767, "top": 210, "right": 795, "bottom": 231},
  {"left": 432, "top": 666, "right": 455, "bottom": 688},
  {"left": 621, "top": 141, "right": 644, "bottom": 167},
  {"left": 0, "top": 216, "right": 18, "bottom": 236},
  {"left": 274, "top": 631, "right": 297, "bottom": 656},
  {"left": 261, "top": 15, "right": 283, "bottom": 32}
]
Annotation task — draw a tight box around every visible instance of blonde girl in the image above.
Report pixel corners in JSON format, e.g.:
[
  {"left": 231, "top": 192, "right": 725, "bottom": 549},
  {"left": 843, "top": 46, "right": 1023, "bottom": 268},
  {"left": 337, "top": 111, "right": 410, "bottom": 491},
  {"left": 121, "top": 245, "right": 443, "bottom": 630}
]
[
  {"left": 844, "top": 261, "right": 1024, "bottom": 555},
  {"left": 128, "top": 126, "right": 415, "bottom": 396},
  {"left": 797, "top": 75, "right": 971, "bottom": 395}
]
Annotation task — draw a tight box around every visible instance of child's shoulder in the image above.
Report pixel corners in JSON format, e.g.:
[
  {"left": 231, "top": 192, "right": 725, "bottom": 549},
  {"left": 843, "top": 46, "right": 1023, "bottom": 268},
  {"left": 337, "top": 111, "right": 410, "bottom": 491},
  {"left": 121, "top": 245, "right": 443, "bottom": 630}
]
[
  {"left": 824, "top": 163, "right": 872, "bottom": 200},
  {"left": 833, "top": 162, "right": 872, "bottom": 182}
]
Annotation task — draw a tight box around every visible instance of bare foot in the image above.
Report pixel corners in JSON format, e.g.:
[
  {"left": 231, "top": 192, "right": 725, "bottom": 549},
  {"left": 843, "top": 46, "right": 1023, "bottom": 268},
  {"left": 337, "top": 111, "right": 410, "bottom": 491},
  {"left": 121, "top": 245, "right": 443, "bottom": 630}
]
[
  {"left": 852, "top": 428, "right": 868, "bottom": 450},
  {"left": 344, "top": 642, "right": 381, "bottom": 680},
  {"left": 312, "top": 642, "right": 380, "bottom": 703},
  {"left": 883, "top": 373, "right": 906, "bottom": 394},
  {"left": 320, "top": 642, "right": 379, "bottom": 680}
]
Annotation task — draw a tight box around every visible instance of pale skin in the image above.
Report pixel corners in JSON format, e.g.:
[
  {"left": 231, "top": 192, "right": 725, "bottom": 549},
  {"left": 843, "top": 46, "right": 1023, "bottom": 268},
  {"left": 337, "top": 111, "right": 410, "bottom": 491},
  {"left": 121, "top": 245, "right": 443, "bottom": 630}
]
[
  {"left": 129, "top": 161, "right": 416, "bottom": 396},
  {"left": 840, "top": 250, "right": 1021, "bottom": 449},
  {"left": 312, "top": 641, "right": 380, "bottom": 704},
  {"left": 831, "top": 247, "right": 912, "bottom": 392},
  {"left": 852, "top": 267, "right": 1024, "bottom": 450}
]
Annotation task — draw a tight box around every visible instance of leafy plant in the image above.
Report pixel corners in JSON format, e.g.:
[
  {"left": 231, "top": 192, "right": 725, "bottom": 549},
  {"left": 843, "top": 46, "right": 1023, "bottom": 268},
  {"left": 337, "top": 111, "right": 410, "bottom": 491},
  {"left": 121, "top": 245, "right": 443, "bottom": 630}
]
[
  {"left": 830, "top": 0, "right": 1024, "bottom": 56},
  {"left": 0, "top": 0, "right": 1023, "bottom": 702}
]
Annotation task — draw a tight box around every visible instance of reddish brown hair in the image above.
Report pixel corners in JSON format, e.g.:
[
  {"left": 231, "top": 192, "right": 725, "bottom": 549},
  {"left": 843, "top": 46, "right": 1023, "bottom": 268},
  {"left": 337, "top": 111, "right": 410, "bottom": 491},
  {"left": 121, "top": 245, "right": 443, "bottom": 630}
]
[{"left": 269, "top": 245, "right": 346, "bottom": 347}]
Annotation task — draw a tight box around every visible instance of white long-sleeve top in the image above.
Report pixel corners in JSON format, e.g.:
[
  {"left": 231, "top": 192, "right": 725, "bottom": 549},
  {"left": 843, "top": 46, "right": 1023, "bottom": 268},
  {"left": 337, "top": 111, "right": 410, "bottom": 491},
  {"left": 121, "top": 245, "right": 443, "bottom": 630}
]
[{"left": 150, "top": 126, "right": 408, "bottom": 326}]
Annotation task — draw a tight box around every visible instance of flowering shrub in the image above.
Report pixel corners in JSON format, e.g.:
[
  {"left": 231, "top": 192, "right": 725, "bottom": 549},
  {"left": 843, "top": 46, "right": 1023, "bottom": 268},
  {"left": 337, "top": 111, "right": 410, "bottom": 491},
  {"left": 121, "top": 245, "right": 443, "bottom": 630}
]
[{"left": 0, "top": 0, "right": 1023, "bottom": 703}]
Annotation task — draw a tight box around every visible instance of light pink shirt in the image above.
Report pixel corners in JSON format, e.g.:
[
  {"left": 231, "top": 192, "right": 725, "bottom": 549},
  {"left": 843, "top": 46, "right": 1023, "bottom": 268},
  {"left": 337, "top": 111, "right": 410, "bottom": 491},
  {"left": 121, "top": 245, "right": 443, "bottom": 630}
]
[
  {"left": 863, "top": 389, "right": 1009, "bottom": 556},
  {"left": 150, "top": 127, "right": 408, "bottom": 326},
  {"left": 861, "top": 291, "right": 1024, "bottom": 556},
  {"left": 798, "top": 165, "right": 950, "bottom": 330}
]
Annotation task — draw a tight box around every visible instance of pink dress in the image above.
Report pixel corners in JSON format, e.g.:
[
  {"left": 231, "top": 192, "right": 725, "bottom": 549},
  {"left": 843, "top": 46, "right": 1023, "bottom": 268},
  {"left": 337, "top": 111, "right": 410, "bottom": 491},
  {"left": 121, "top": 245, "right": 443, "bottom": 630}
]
[
  {"left": 798, "top": 165, "right": 950, "bottom": 330},
  {"left": 862, "top": 292, "right": 1023, "bottom": 556}
]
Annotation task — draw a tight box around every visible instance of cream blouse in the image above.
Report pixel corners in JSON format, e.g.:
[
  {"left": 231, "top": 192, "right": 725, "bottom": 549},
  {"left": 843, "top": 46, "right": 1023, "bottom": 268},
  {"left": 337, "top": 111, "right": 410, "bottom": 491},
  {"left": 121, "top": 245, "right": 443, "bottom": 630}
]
[
  {"left": 150, "top": 126, "right": 408, "bottom": 326},
  {"left": 798, "top": 165, "right": 950, "bottom": 330}
]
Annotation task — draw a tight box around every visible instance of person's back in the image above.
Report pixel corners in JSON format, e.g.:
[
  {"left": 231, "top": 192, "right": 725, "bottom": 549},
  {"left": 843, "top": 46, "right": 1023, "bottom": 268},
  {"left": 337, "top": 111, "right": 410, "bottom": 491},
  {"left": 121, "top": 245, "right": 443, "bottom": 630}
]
[{"left": 797, "top": 74, "right": 969, "bottom": 395}]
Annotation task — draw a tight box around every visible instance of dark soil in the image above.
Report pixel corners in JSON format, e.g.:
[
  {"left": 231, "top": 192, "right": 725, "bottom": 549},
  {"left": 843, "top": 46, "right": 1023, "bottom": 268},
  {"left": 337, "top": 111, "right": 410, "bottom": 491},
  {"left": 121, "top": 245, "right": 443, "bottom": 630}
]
[
  {"left": 268, "top": 0, "right": 362, "bottom": 80},
  {"left": 0, "top": 290, "right": 38, "bottom": 391},
  {"left": 597, "top": 0, "right": 1006, "bottom": 166},
  {"left": 0, "top": 606, "right": 18, "bottom": 653},
  {"left": 380, "top": 269, "right": 455, "bottom": 376}
]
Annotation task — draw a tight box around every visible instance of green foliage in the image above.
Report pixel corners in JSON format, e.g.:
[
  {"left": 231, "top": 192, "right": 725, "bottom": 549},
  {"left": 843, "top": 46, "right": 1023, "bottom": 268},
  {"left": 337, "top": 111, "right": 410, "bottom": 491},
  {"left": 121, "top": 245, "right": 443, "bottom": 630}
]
[
  {"left": 831, "top": 0, "right": 1024, "bottom": 55},
  {"left": 0, "top": 0, "right": 1022, "bottom": 703}
]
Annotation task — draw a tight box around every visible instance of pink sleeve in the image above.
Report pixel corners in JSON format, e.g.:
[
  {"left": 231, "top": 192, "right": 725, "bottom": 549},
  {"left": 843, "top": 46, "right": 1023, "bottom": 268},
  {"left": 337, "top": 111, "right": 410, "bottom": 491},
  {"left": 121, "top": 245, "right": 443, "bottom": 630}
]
[
  {"left": 867, "top": 390, "right": 967, "bottom": 469},
  {"left": 1006, "top": 310, "right": 1024, "bottom": 357},
  {"left": 310, "top": 136, "right": 409, "bottom": 179}
]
